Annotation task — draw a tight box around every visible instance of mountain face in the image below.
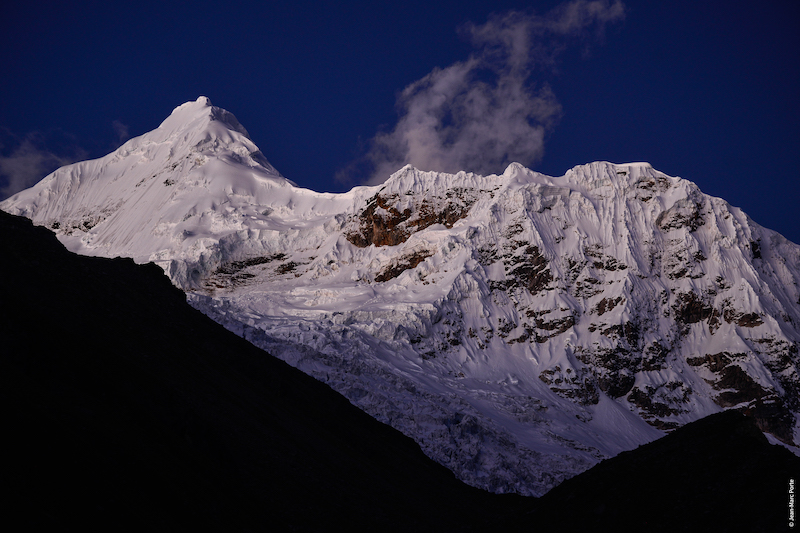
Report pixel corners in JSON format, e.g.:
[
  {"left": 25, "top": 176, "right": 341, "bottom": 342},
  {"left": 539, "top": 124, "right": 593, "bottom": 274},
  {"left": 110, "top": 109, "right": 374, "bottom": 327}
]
[{"left": 4, "top": 97, "right": 800, "bottom": 496}]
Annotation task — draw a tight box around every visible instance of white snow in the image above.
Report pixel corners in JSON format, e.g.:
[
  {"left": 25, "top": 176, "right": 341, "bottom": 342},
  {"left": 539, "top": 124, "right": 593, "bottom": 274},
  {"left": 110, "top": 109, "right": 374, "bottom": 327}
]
[{"left": 4, "top": 98, "right": 799, "bottom": 495}]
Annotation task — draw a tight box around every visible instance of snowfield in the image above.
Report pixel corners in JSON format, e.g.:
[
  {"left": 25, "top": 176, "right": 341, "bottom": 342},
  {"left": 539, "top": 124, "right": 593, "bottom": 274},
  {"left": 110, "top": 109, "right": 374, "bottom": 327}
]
[{"left": 4, "top": 97, "right": 799, "bottom": 495}]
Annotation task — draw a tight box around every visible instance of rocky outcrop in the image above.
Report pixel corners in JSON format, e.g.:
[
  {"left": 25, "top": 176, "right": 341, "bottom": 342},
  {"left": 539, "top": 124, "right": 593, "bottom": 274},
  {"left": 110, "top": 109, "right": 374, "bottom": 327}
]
[
  {"left": 539, "top": 365, "right": 600, "bottom": 405},
  {"left": 346, "top": 187, "right": 487, "bottom": 247},
  {"left": 375, "top": 249, "right": 434, "bottom": 282}
]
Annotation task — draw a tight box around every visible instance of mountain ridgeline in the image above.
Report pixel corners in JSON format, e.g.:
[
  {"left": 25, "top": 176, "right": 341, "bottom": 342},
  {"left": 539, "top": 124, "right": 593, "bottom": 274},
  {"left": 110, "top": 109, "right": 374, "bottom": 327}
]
[{"left": 3, "top": 97, "right": 799, "bottom": 496}]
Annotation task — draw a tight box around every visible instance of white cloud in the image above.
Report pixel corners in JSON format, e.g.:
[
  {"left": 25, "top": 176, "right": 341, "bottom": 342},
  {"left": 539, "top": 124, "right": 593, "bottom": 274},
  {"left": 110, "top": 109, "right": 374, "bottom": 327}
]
[
  {"left": 0, "top": 133, "right": 87, "bottom": 199},
  {"left": 112, "top": 120, "right": 130, "bottom": 146},
  {"left": 342, "top": 1, "right": 625, "bottom": 185}
]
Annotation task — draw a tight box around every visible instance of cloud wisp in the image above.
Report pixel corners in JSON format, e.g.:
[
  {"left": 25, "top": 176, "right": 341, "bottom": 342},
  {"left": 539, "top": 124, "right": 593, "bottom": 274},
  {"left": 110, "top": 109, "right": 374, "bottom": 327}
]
[
  {"left": 0, "top": 116, "right": 132, "bottom": 199},
  {"left": 112, "top": 120, "right": 130, "bottom": 147},
  {"left": 341, "top": 0, "right": 625, "bottom": 185},
  {"left": 0, "top": 131, "right": 88, "bottom": 200}
]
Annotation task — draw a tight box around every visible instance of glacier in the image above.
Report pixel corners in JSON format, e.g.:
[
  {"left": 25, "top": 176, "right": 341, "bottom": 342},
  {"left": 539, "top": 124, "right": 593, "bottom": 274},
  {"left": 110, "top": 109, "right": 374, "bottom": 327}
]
[{"left": 4, "top": 96, "right": 799, "bottom": 496}]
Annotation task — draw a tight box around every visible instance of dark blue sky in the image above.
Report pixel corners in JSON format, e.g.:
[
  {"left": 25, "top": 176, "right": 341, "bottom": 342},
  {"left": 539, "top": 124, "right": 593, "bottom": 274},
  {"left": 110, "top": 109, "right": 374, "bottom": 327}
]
[{"left": 1, "top": 1, "right": 798, "bottom": 243}]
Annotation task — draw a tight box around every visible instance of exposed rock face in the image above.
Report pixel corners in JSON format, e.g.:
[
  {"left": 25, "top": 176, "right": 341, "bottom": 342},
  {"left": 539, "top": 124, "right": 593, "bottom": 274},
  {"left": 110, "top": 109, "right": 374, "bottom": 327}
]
[
  {"left": 375, "top": 249, "right": 434, "bottom": 282},
  {"left": 539, "top": 365, "right": 600, "bottom": 405},
  {"left": 687, "top": 348, "right": 798, "bottom": 442},
  {"left": 655, "top": 191, "right": 706, "bottom": 232},
  {"left": 673, "top": 291, "right": 714, "bottom": 325},
  {"left": 345, "top": 185, "right": 490, "bottom": 247}
]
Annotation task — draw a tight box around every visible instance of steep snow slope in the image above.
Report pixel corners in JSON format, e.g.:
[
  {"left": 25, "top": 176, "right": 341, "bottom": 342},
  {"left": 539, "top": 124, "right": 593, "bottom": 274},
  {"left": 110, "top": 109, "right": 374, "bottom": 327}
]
[
  {"left": 4, "top": 98, "right": 799, "bottom": 496},
  {"left": 2, "top": 97, "right": 293, "bottom": 265}
]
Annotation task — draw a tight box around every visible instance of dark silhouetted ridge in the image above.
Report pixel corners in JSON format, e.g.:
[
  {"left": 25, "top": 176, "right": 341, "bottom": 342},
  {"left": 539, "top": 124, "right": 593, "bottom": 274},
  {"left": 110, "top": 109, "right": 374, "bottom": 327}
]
[
  {"left": 0, "top": 210, "right": 521, "bottom": 531},
  {"left": 507, "top": 409, "right": 800, "bottom": 532}
]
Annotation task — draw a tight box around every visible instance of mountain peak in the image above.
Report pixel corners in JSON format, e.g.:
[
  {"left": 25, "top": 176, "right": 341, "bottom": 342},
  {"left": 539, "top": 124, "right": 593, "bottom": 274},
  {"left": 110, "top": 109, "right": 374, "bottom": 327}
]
[
  {"left": 1, "top": 99, "right": 289, "bottom": 262},
  {"left": 153, "top": 96, "right": 253, "bottom": 145},
  {"left": 172, "top": 95, "right": 213, "bottom": 112}
]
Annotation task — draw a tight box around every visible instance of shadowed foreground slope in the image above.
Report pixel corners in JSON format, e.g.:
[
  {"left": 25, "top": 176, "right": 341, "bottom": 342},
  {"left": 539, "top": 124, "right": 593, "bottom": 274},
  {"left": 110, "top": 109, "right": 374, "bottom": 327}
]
[
  {"left": 0, "top": 210, "right": 520, "bottom": 531},
  {"left": 507, "top": 409, "right": 800, "bottom": 532}
]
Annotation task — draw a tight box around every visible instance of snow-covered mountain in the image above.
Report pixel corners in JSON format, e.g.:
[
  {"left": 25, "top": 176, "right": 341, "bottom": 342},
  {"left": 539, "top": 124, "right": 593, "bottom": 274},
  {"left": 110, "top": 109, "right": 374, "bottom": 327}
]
[{"left": 4, "top": 97, "right": 799, "bottom": 496}]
